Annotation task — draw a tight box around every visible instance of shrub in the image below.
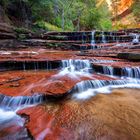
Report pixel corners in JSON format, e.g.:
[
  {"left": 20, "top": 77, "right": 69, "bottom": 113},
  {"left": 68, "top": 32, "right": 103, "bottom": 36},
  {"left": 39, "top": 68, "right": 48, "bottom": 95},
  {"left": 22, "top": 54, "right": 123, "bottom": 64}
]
[
  {"left": 14, "top": 27, "right": 32, "bottom": 34},
  {"left": 35, "top": 21, "right": 63, "bottom": 31},
  {"left": 99, "top": 19, "right": 112, "bottom": 31}
]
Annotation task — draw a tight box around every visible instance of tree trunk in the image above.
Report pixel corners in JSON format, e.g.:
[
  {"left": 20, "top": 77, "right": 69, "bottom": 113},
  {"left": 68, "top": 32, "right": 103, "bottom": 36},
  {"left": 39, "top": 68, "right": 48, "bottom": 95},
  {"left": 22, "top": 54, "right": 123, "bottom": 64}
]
[
  {"left": 61, "top": 9, "right": 65, "bottom": 31},
  {"left": 77, "top": 17, "right": 80, "bottom": 31}
]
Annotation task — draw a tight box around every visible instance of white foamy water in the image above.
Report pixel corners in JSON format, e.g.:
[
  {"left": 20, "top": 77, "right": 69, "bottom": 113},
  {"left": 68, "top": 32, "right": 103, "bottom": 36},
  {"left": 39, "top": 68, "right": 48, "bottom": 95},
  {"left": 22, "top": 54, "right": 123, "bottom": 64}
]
[
  {"left": 102, "top": 31, "right": 106, "bottom": 43},
  {"left": 130, "top": 33, "right": 140, "bottom": 44},
  {"left": 73, "top": 83, "right": 140, "bottom": 100},
  {"left": 72, "top": 79, "right": 140, "bottom": 100},
  {"left": 0, "top": 93, "right": 44, "bottom": 135},
  {"left": 56, "top": 59, "right": 92, "bottom": 79},
  {"left": 94, "top": 65, "right": 140, "bottom": 79},
  {"left": 0, "top": 108, "right": 25, "bottom": 133},
  {"left": 0, "top": 94, "right": 44, "bottom": 111},
  {"left": 0, "top": 109, "right": 21, "bottom": 123},
  {"left": 103, "top": 65, "right": 114, "bottom": 75},
  {"left": 91, "top": 31, "right": 96, "bottom": 49},
  {"left": 122, "top": 67, "right": 140, "bottom": 78}
]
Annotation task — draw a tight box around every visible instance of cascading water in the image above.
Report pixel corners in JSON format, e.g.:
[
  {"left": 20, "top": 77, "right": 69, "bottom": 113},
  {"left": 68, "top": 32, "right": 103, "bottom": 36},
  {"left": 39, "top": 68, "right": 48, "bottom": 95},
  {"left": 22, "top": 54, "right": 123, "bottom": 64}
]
[
  {"left": 0, "top": 94, "right": 45, "bottom": 110},
  {"left": 122, "top": 67, "right": 140, "bottom": 78},
  {"left": 93, "top": 65, "right": 140, "bottom": 79},
  {"left": 91, "top": 31, "right": 96, "bottom": 49},
  {"left": 0, "top": 108, "right": 29, "bottom": 140},
  {"left": 102, "top": 31, "right": 107, "bottom": 43},
  {"left": 130, "top": 33, "right": 140, "bottom": 44},
  {"left": 103, "top": 66, "right": 114, "bottom": 75},
  {"left": 56, "top": 60, "right": 140, "bottom": 100},
  {"left": 57, "top": 59, "right": 92, "bottom": 78},
  {"left": 1, "top": 24, "right": 140, "bottom": 140},
  {"left": 81, "top": 32, "right": 86, "bottom": 46},
  {"left": 71, "top": 79, "right": 140, "bottom": 99},
  {"left": 23, "top": 61, "right": 26, "bottom": 71},
  {"left": 0, "top": 93, "right": 46, "bottom": 139},
  {"left": 110, "top": 32, "right": 115, "bottom": 42},
  {"left": 22, "top": 61, "right": 52, "bottom": 71}
]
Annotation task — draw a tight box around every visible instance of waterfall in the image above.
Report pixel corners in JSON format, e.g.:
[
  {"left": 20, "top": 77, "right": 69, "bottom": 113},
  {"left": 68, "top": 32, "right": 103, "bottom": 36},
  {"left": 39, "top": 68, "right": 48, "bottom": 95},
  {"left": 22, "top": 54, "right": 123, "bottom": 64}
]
[
  {"left": 93, "top": 65, "right": 140, "bottom": 79},
  {"left": 70, "top": 79, "right": 140, "bottom": 94},
  {"left": 23, "top": 61, "right": 26, "bottom": 71},
  {"left": 82, "top": 32, "right": 86, "bottom": 44},
  {"left": 71, "top": 79, "right": 140, "bottom": 99},
  {"left": 110, "top": 32, "right": 115, "bottom": 42},
  {"left": 0, "top": 94, "right": 45, "bottom": 111},
  {"left": 103, "top": 66, "right": 114, "bottom": 75},
  {"left": 122, "top": 67, "right": 140, "bottom": 78},
  {"left": 102, "top": 31, "right": 106, "bottom": 43},
  {"left": 0, "top": 93, "right": 45, "bottom": 138},
  {"left": 0, "top": 108, "right": 22, "bottom": 124},
  {"left": 130, "top": 33, "right": 140, "bottom": 44},
  {"left": 62, "top": 59, "right": 91, "bottom": 72},
  {"left": 0, "top": 108, "right": 25, "bottom": 139},
  {"left": 58, "top": 59, "right": 92, "bottom": 78},
  {"left": 13, "top": 61, "right": 55, "bottom": 71},
  {"left": 0, "top": 93, "right": 45, "bottom": 139},
  {"left": 91, "top": 31, "right": 96, "bottom": 49}
]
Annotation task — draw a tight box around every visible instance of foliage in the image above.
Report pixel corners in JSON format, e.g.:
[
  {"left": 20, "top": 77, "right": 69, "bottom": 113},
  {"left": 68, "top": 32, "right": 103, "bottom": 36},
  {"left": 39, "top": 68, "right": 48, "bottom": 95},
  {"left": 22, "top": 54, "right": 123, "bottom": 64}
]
[
  {"left": 132, "top": 0, "right": 140, "bottom": 22},
  {"left": 35, "top": 21, "right": 62, "bottom": 31},
  {"left": 99, "top": 19, "right": 112, "bottom": 30},
  {"left": 14, "top": 27, "right": 32, "bottom": 33},
  {"left": 98, "top": 2, "right": 112, "bottom": 30},
  {"left": 18, "top": 34, "right": 27, "bottom": 40},
  {"left": 0, "top": 0, "right": 113, "bottom": 31},
  {"left": 0, "top": 0, "right": 9, "bottom": 7}
]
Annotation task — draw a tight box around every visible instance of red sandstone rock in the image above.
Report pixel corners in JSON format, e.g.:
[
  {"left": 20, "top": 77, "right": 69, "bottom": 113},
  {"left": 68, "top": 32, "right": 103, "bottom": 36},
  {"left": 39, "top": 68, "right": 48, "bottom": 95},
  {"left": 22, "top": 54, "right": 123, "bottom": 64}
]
[{"left": 18, "top": 89, "right": 140, "bottom": 140}]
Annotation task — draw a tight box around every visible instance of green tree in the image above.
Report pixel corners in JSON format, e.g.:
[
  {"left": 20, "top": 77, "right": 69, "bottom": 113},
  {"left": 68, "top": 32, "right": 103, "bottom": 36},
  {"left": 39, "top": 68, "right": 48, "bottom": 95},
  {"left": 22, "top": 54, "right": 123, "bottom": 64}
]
[
  {"left": 132, "top": 0, "right": 140, "bottom": 22},
  {"left": 0, "top": 0, "right": 112, "bottom": 31}
]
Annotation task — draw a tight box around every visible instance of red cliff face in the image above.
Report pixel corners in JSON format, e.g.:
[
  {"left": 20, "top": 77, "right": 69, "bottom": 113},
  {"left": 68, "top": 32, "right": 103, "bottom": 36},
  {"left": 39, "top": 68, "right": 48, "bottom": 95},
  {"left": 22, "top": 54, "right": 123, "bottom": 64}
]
[
  {"left": 118, "top": 0, "right": 133, "bottom": 14},
  {"left": 111, "top": 0, "right": 140, "bottom": 28},
  {"left": 111, "top": 0, "right": 133, "bottom": 15}
]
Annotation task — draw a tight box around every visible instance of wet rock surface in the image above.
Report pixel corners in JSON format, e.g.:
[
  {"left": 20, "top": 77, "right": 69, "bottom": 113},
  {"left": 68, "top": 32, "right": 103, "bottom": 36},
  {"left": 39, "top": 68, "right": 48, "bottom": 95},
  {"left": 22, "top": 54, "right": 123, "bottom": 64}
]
[
  {"left": 118, "top": 52, "right": 140, "bottom": 60},
  {"left": 0, "top": 29, "right": 140, "bottom": 139},
  {"left": 18, "top": 89, "right": 140, "bottom": 140}
]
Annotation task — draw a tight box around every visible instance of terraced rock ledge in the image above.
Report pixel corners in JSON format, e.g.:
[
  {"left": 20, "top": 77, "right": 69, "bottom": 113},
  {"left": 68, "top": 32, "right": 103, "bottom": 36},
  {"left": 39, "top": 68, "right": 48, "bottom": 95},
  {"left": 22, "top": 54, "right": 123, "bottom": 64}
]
[{"left": 0, "top": 28, "right": 140, "bottom": 140}]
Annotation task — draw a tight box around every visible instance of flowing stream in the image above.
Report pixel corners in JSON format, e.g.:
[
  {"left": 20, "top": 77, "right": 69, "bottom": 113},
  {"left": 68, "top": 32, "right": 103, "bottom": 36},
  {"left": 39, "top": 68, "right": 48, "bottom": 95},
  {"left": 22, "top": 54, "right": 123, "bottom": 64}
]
[
  {"left": 0, "top": 93, "right": 44, "bottom": 139},
  {"left": 130, "top": 33, "right": 140, "bottom": 44},
  {"left": 56, "top": 59, "right": 92, "bottom": 78},
  {"left": 0, "top": 30, "right": 140, "bottom": 139},
  {"left": 91, "top": 31, "right": 96, "bottom": 49}
]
